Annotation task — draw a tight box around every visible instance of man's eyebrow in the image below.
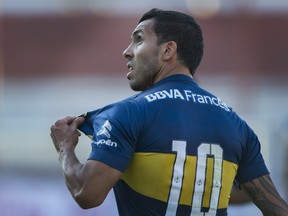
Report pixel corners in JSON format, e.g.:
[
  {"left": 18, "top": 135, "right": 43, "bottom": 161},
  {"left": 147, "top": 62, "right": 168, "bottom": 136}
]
[{"left": 131, "top": 29, "right": 144, "bottom": 38}]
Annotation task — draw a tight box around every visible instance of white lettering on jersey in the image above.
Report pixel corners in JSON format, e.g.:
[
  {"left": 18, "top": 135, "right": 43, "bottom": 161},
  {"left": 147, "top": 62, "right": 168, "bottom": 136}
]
[
  {"left": 145, "top": 89, "right": 230, "bottom": 112},
  {"left": 92, "top": 139, "right": 117, "bottom": 147},
  {"left": 145, "top": 89, "right": 185, "bottom": 102}
]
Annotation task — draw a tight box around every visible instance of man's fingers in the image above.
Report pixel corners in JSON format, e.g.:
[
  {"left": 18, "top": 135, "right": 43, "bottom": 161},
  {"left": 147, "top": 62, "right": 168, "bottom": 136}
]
[
  {"left": 50, "top": 115, "right": 84, "bottom": 137},
  {"left": 50, "top": 116, "right": 84, "bottom": 133},
  {"left": 54, "top": 116, "right": 77, "bottom": 127},
  {"left": 70, "top": 117, "right": 85, "bottom": 131}
]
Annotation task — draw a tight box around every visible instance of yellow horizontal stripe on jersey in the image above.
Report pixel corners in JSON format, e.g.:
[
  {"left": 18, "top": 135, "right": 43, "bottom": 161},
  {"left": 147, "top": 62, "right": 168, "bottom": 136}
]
[
  {"left": 121, "top": 152, "right": 175, "bottom": 202},
  {"left": 121, "top": 152, "right": 238, "bottom": 208}
]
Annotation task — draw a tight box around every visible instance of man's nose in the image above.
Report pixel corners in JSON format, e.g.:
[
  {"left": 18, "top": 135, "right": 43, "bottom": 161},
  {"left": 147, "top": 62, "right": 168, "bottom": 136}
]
[{"left": 123, "top": 44, "right": 133, "bottom": 60}]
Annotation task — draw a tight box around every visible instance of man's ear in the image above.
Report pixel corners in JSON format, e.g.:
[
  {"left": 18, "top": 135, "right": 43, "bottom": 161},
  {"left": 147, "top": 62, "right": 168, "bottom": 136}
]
[{"left": 162, "top": 41, "right": 177, "bottom": 61}]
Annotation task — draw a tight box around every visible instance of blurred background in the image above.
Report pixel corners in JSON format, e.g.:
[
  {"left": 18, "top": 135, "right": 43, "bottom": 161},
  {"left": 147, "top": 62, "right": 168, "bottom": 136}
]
[{"left": 0, "top": 0, "right": 288, "bottom": 215}]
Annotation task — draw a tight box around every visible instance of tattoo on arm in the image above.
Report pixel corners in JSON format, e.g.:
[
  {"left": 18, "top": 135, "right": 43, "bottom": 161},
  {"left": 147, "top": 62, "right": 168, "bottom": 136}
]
[{"left": 241, "top": 175, "right": 288, "bottom": 216}]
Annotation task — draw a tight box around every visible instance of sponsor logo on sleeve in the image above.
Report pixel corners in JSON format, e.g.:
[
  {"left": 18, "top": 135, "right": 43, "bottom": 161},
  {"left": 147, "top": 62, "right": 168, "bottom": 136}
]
[
  {"left": 94, "top": 120, "right": 117, "bottom": 147},
  {"left": 97, "top": 120, "right": 112, "bottom": 138}
]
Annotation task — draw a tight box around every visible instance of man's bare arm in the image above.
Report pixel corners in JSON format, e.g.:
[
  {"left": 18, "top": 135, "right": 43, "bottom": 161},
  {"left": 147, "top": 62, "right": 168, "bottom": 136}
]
[
  {"left": 240, "top": 174, "right": 288, "bottom": 216},
  {"left": 229, "top": 185, "right": 251, "bottom": 204},
  {"left": 50, "top": 116, "right": 122, "bottom": 209}
]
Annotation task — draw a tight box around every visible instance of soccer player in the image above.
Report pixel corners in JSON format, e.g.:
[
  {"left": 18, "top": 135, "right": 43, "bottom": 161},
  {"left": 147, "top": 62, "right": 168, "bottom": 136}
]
[{"left": 50, "top": 8, "right": 288, "bottom": 215}]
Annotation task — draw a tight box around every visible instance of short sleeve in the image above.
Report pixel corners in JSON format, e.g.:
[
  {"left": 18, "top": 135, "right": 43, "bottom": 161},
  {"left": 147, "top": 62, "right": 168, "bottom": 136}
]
[
  {"left": 235, "top": 127, "right": 270, "bottom": 184},
  {"left": 80, "top": 100, "right": 141, "bottom": 172}
]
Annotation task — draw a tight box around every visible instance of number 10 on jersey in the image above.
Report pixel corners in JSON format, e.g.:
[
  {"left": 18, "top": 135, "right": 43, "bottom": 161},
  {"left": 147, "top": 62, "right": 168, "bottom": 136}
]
[{"left": 166, "top": 141, "right": 223, "bottom": 216}]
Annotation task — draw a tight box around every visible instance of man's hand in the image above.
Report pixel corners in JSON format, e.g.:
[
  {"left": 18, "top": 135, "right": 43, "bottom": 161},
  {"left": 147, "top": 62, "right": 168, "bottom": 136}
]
[
  {"left": 50, "top": 116, "right": 85, "bottom": 154},
  {"left": 50, "top": 115, "right": 121, "bottom": 209}
]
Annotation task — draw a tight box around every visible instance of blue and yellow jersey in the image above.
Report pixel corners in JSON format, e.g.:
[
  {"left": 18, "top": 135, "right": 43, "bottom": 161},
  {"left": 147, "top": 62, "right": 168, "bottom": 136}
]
[{"left": 78, "top": 74, "right": 269, "bottom": 216}]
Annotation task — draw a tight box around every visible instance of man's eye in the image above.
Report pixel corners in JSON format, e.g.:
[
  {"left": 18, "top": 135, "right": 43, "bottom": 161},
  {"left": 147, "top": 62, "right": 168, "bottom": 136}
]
[{"left": 136, "top": 36, "right": 143, "bottom": 42}]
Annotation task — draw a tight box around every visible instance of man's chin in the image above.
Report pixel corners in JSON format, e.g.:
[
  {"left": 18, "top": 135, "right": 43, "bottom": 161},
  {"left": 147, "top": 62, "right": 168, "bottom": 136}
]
[
  {"left": 128, "top": 79, "right": 144, "bottom": 92},
  {"left": 129, "top": 82, "right": 141, "bottom": 92}
]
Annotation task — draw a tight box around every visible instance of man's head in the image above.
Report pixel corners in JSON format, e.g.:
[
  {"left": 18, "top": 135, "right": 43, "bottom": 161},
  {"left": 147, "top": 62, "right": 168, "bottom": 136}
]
[
  {"left": 139, "top": 8, "right": 204, "bottom": 76},
  {"left": 123, "top": 8, "right": 204, "bottom": 91}
]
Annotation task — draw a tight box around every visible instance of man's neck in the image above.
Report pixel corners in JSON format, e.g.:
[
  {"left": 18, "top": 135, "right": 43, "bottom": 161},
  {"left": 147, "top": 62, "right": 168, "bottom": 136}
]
[{"left": 153, "top": 64, "right": 192, "bottom": 85}]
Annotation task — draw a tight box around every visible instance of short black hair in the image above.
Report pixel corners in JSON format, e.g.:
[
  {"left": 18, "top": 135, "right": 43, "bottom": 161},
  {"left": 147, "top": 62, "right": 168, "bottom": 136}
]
[{"left": 139, "top": 8, "right": 204, "bottom": 76}]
